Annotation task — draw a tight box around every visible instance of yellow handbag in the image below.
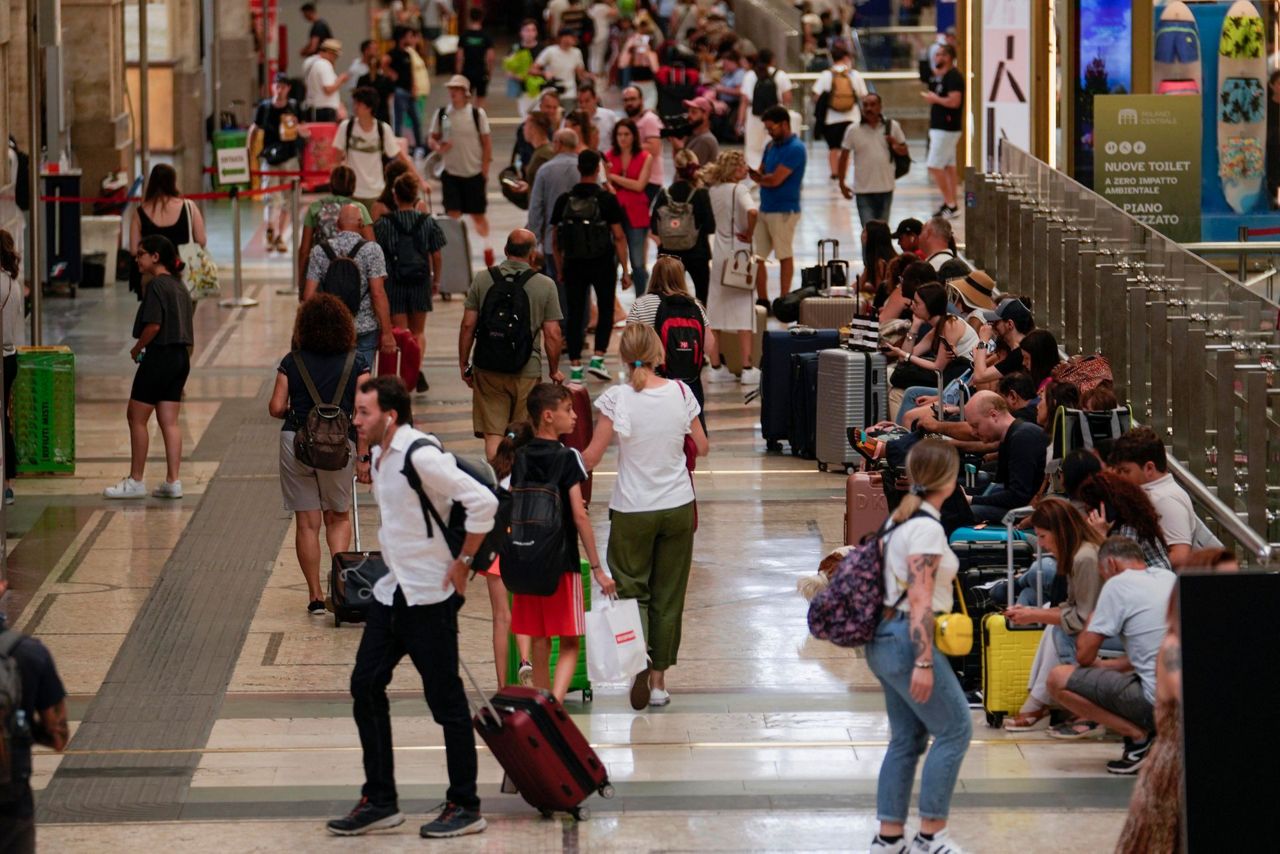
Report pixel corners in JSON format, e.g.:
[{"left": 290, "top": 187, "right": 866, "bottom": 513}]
[{"left": 934, "top": 578, "right": 974, "bottom": 657}]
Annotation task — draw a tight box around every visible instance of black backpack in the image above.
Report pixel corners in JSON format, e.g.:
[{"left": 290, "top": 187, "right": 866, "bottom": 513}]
[
  {"left": 1, "top": 630, "right": 32, "bottom": 801},
  {"left": 385, "top": 214, "right": 431, "bottom": 287},
  {"left": 752, "top": 68, "right": 780, "bottom": 117},
  {"left": 402, "top": 436, "right": 509, "bottom": 574},
  {"left": 654, "top": 294, "right": 705, "bottom": 382},
  {"left": 473, "top": 266, "right": 538, "bottom": 374},
  {"left": 499, "top": 451, "right": 569, "bottom": 596},
  {"left": 558, "top": 191, "right": 613, "bottom": 260},
  {"left": 318, "top": 239, "right": 366, "bottom": 317}
]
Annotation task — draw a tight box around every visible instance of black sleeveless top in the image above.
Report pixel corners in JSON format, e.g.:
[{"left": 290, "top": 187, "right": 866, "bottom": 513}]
[{"left": 130, "top": 202, "right": 191, "bottom": 297}]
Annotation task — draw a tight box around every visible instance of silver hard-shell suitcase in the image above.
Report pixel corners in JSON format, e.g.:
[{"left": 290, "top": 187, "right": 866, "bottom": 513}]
[
  {"left": 815, "top": 348, "right": 888, "bottom": 472},
  {"left": 425, "top": 187, "right": 474, "bottom": 296}
]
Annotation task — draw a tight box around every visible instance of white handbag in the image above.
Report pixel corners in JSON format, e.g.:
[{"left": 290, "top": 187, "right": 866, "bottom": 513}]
[{"left": 720, "top": 184, "right": 756, "bottom": 290}]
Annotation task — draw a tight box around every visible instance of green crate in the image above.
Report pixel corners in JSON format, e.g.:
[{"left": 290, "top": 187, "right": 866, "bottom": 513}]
[
  {"left": 505, "top": 559, "right": 592, "bottom": 702},
  {"left": 13, "top": 347, "right": 76, "bottom": 475}
]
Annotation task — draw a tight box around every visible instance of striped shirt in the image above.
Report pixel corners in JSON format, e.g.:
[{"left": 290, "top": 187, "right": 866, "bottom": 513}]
[{"left": 627, "top": 293, "right": 709, "bottom": 328}]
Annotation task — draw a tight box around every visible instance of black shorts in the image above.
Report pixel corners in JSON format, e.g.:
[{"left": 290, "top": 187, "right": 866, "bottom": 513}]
[
  {"left": 387, "top": 275, "right": 433, "bottom": 315},
  {"left": 441, "top": 172, "right": 488, "bottom": 215},
  {"left": 130, "top": 344, "right": 191, "bottom": 405},
  {"left": 464, "top": 72, "right": 489, "bottom": 98},
  {"left": 822, "top": 121, "right": 852, "bottom": 150}
]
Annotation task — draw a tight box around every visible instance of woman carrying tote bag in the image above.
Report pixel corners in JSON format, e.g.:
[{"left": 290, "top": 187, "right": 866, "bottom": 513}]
[{"left": 701, "top": 151, "right": 760, "bottom": 387}]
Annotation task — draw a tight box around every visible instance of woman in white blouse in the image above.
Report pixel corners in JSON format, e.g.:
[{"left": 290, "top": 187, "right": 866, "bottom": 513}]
[
  {"left": 581, "top": 323, "right": 709, "bottom": 711},
  {"left": 700, "top": 151, "right": 761, "bottom": 387}
]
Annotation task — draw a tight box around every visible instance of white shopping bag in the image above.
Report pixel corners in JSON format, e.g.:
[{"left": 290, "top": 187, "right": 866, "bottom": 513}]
[{"left": 585, "top": 597, "right": 647, "bottom": 684}]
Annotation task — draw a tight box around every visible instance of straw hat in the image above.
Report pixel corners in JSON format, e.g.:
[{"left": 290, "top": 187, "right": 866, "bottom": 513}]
[{"left": 947, "top": 270, "right": 998, "bottom": 311}]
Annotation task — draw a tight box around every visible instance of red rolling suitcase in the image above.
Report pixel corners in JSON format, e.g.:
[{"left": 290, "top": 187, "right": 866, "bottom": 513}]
[
  {"left": 462, "top": 661, "right": 613, "bottom": 821},
  {"left": 376, "top": 327, "right": 422, "bottom": 391},
  {"left": 558, "top": 382, "right": 595, "bottom": 504}
]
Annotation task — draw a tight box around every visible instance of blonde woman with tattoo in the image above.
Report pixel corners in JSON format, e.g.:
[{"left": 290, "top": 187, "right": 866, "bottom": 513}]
[{"left": 866, "top": 439, "right": 972, "bottom": 854}]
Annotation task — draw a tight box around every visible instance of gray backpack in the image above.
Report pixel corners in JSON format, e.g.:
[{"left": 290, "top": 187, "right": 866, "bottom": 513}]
[{"left": 655, "top": 187, "right": 699, "bottom": 252}]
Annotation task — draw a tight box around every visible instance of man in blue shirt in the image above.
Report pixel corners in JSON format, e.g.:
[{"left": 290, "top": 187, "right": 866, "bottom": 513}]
[{"left": 748, "top": 105, "right": 806, "bottom": 303}]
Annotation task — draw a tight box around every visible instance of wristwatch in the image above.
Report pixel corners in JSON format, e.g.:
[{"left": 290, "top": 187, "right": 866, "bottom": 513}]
[
  {"left": 357, "top": 453, "right": 371, "bottom": 464},
  {"left": 459, "top": 554, "right": 475, "bottom": 567}
]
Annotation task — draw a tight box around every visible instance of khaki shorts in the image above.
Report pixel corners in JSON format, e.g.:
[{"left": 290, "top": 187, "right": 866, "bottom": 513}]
[
  {"left": 472, "top": 369, "right": 538, "bottom": 437},
  {"left": 279, "top": 431, "right": 355, "bottom": 513},
  {"left": 753, "top": 211, "right": 801, "bottom": 261}
]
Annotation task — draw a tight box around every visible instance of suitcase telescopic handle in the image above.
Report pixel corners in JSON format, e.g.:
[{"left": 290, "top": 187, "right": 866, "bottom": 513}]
[
  {"left": 1002, "top": 506, "right": 1036, "bottom": 609},
  {"left": 818, "top": 238, "right": 838, "bottom": 265},
  {"left": 458, "top": 655, "right": 503, "bottom": 728},
  {"left": 351, "top": 475, "right": 363, "bottom": 552}
]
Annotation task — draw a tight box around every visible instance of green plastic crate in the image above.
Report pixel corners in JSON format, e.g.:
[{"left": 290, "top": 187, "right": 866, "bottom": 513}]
[
  {"left": 14, "top": 347, "right": 75, "bottom": 475},
  {"left": 505, "top": 559, "right": 592, "bottom": 702}
]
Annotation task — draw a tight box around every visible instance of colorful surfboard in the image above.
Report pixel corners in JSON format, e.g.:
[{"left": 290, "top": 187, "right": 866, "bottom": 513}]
[
  {"left": 1153, "top": 1, "right": 1202, "bottom": 96},
  {"left": 1217, "top": 0, "right": 1266, "bottom": 213}
]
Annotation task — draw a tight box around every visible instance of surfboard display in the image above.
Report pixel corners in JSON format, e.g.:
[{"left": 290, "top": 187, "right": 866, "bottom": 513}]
[
  {"left": 1154, "top": 1, "right": 1202, "bottom": 96},
  {"left": 1217, "top": 0, "right": 1266, "bottom": 213}
]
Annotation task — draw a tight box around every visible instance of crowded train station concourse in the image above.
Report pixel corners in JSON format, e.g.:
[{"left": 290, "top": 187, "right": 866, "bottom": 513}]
[{"left": 0, "top": 1, "right": 1274, "bottom": 851}]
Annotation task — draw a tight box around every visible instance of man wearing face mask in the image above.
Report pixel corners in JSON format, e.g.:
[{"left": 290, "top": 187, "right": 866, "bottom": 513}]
[{"left": 922, "top": 44, "right": 964, "bottom": 220}]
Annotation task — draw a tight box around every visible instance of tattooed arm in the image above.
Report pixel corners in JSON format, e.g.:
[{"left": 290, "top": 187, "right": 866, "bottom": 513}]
[
  {"left": 1156, "top": 636, "right": 1182, "bottom": 707},
  {"left": 34, "top": 699, "right": 70, "bottom": 752},
  {"left": 906, "top": 552, "right": 941, "bottom": 703}
]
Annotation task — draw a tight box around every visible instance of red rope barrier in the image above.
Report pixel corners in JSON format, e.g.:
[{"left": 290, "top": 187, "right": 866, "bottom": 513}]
[
  {"left": 200, "top": 166, "right": 331, "bottom": 178},
  {"left": 1244, "top": 226, "right": 1280, "bottom": 238},
  {"left": 30, "top": 183, "right": 292, "bottom": 204}
]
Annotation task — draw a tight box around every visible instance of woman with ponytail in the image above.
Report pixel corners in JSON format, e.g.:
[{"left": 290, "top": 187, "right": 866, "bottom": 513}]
[
  {"left": 0, "top": 229, "right": 24, "bottom": 505},
  {"left": 104, "top": 235, "right": 195, "bottom": 500},
  {"left": 866, "top": 438, "right": 972, "bottom": 854},
  {"left": 581, "top": 324, "right": 709, "bottom": 711}
]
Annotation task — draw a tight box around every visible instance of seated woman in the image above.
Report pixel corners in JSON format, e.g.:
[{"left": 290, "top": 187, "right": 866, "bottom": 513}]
[
  {"left": 881, "top": 282, "right": 978, "bottom": 423},
  {"left": 999, "top": 498, "right": 1112, "bottom": 731},
  {"left": 1075, "top": 471, "right": 1173, "bottom": 572}
]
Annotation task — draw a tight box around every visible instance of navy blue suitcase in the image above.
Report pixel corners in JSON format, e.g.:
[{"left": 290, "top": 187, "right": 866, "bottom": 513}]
[
  {"left": 760, "top": 328, "right": 840, "bottom": 450},
  {"left": 788, "top": 352, "right": 821, "bottom": 459}
]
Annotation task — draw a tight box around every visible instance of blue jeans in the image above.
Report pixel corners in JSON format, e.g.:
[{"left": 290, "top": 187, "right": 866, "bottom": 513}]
[
  {"left": 866, "top": 613, "right": 972, "bottom": 823},
  {"left": 855, "top": 191, "right": 894, "bottom": 228},
  {"left": 623, "top": 223, "right": 649, "bottom": 295},
  {"left": 393, "top": 88, "right": 422, "bottom": 151},
  {"left": 987, "top": 556, "right": 1058, "bottom": 607},
  {"left": 357, "top": 330, "right": 379, "bottom": 376},
  {"left": 895, "top": 385, "right": 936, "bottom": 425}
]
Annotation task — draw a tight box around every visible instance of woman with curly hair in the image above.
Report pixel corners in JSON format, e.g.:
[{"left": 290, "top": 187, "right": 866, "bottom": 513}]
[
  {"left": 269, "top": 294, "right": 372, "bottom": 616},
  {"left": 1074, "top": 471, "right": 1172, "bottom": 572}
]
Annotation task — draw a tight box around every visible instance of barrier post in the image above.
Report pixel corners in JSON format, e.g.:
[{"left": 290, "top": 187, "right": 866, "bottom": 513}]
[
  {"left": 220, "top": 187, "right": 259, "bottom": 308},
  {"left": 278, "top": 176, "right": 302, "bottom": 295}
]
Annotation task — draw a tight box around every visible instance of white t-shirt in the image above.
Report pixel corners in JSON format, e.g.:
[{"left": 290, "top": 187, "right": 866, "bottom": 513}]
[
  {"left": 839, "top": 118, "right": 906, "bottom": 194},
  {"left": 305, "top": 57, "right": 340, "bottom": 110},
  {"left": 335, "top": 119, "right": 402, "bottom": 198},
  {"left": 428, "top": 104, "right": 492, "bottom": 177},
  {"left": 594, "top": 380, "right": 701, "bottom": 513},
  {"left": 1087, "top": 567, "right": 1176, "bottom": 703},
  {"left": 811, "top": 66, "right": 869, "bottom": 124},
  {"left": 1141, "top": 473, "right": 1196, "bottom": 547},
  {"left": 740, "top": 67, "right": 793, "bottom": 115},
  {"left": 535, "top": 45, "right": 587, "bottom": 99},
  {"left": 881, "top": 503, "right": 959, "bottom": 614}
]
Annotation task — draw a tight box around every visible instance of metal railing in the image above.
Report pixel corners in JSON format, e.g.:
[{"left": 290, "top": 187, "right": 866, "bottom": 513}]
[{"left": 967, "top": 144, "right": 1280, "bottom": 566}]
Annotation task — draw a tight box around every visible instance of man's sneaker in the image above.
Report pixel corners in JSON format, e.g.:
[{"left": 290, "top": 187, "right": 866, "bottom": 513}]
[
  {"left": 1106, "top": 734, "right": 1154, "bottom": 775},
  {"left": 153, "top": 480, "right": 183, "bottom": 499},
  {"left": 706, "top": 364, "right": 736, "bottom": 384},
  {"left": 325, "top": 797, "right": 405, "bottom": 836},
  {"left": 569, "top": 365, "right": 585, "bottom": 382},
  {"left": 517, "top": 660, "right": 534, "bottom": 687},
  {"left": 415, "top": 373, "right": 430, "bottom": 393},
  {"left": 649, "top": 688, "right": 671, "bottom": 707},
  {"left": 942, "top": 204, "right": 961, "bottom": 220},
  {"left": 3, "top": 487, "right": 13, "bottom": 506},
  {"left": 420, "top": 802, "right": 486, "bottom": 838},
  {"left": 587, "top": 356, "right": 611, "bottom": 380},
  {"left": 103, "top": 477, "right": 147, "bottom": 499},
  {"left": 739, "top": 366, "right": 762, "bottom": 386},
  {"left": 870, "top": 835, "right": 908, "bottom": 853},
  {"left": 911, "top": 829, "right": 967, "bottom": 853},
  {"left": 308, "top": 600, "right": 327, "bottom": 617}
]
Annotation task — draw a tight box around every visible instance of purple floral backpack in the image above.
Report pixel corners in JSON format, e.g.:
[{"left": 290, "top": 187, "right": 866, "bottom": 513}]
[{"left": 806, "top": 511, "right": 931, "bottom": 648}]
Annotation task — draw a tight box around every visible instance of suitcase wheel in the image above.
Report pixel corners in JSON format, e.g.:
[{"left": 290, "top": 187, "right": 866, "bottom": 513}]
[
  {"left": 571, "top": 806, "right": 590, "bottom": 822},
  {"left": 599, "top": 783, "right": 615, "bottom": 799},
  {"left": 986, "top": 711, "right": 1004, "bottom": 729},
  {"left": 538, "top": 808, "right": 554, "bottom": 820},
  {"left": 441, "top": 293, "right": 452, "bottom": 302},
  {"left": 818, "top": 462, "right": 828, "bottom": 473}
]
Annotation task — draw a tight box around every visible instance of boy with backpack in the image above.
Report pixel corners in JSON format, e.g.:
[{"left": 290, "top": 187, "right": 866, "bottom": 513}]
[
  {"left": 296, "top": 165, "right": 373, "bottom": 295},
  {"left": 811, "top": 44, "right": 869, "bottom": 180},
  {"left": 460, "top": 229, "right": 566, "bottom": 458},
  {"left": 550, "top": 150, "right": 632, "bottom": 382},
  {"left": 738, "top": 48, "right": 793, "bottom": 166},
  {"left": 499, "top": 383, "right": 615, "bottom": 704}
]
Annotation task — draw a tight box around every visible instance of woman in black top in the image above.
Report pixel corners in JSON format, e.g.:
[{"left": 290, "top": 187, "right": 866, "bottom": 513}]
[
  {"left": 104, "top": 236, "right": 195, "bottom": 501},
  {"left": 129, "top": 164, "right": 206, "bottom": 299},
  {"left": 649, "top": 149, "right": 714, "bottom": 306},
  {"left": 269, "top": 294, "right": 372, "bottom": 615}
]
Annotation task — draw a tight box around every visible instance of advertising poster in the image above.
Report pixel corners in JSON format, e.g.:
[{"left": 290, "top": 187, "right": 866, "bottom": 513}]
[
  {"left": 982, "top": 0, "right": 1031, "bottom": 171},
  {"left": 1075, "top": 0, "right": 1134, "bottom": 189},
  {"left": 1095, "top": 95, "right": 1202, "bottom": 243}
]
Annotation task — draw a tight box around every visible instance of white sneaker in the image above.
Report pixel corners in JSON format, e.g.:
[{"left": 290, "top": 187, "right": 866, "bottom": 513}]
[
  {"left": 153, "top": 480, "right": 183, "bottom": 499},
  {"left": 705, "top": 365, "right": 736, "bottom": 384},
  {"left": 739, "top": 366, "right": 762, "bottom": 386},
  {"left": 911, "top": 829, "right": 966, "bottom": 854},
  {"left": 103, "top": 477, "right": 147, "bottom": 499},
  {"left": 870, "top": 835, "right": 908, "bottom": 854},
  {"left": 649, "top": 688, "right": 671, "bottom": 707}
]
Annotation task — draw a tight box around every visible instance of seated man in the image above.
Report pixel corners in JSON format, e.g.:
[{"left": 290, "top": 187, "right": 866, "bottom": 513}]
[
  {"left": 1107, "top": 426, "right": 1203, "bottom": 567},
  {"left": 898, "top": 370, "right": 1038, "bottom": 444},
  {"left": 1047, "top": 537, "right": 1175, "bottom": 775},
  {"left": 962, "top": 390, "right": 1049, "bottom": 523}
]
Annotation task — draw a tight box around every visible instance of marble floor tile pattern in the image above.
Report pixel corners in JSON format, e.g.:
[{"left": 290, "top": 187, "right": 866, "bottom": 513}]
[{"left": 3, "top": 78, "right": 1130, "bottom": 854}]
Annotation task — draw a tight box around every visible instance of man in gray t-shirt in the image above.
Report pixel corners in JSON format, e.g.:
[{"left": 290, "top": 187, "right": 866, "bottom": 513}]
[{"left": 1048, "top": 537, "right": 1176, "bottom": 776}]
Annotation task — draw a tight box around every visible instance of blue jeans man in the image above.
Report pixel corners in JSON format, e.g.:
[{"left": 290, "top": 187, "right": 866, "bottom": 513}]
[
  {"left": 393, "top": 88, "right": 423, "bottom": 153},
  {"left": 855, "top": 191, "right": 894, "bottom": 228}
]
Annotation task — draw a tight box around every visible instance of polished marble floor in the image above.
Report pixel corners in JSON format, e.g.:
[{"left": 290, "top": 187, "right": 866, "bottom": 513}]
[{"left": 1, "top": 80, "right": 1136, "bottom": 853}]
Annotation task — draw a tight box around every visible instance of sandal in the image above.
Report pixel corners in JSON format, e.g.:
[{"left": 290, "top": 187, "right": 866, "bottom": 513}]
[
  {"left": 1003, "top": 710, "right": 1049, "bottom": 732},
  {"left": 1048, "top": 719, "right": 1102, "bottom": 740}
]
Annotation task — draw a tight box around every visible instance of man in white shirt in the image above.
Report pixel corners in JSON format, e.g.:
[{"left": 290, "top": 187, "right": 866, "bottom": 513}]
[
  {"left": 738, "top": 48, "right": 793, "bottom": 166},
  {"left": 531, "top": 30, "right": 589, "bottom": 110},
  {"left": 837, "top": 93, "right": 908, "bottom": 227},
  {"left": 811, "top": 44, "right": 868, "bottom": 179},
  {"left": 1048, "top": 537, "right": 1175, "bottom": 776},
  {"left": 918, "top": 216, "right": 957, "bottom": 270},
  {"left": 305, "top": 38, "right": 349, "bottom": 122},
  {"left": 1107, "top": 427, "right": 1204, "bottom": 567},
  {"left": 326, "top": 376, "right": 496, "bottom": 839},
  {"left": 429, "top": 75, "right": 496, "bottom": 266},
  {"left": 335, "top": 87, "right": 417, "bottom": 207},
  {"left": 576, "top": 83, "right": 615, "bottom": 153}
]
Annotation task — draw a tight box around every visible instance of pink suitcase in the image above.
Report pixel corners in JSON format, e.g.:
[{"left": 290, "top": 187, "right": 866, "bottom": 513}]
[{"left": 845, "top": 471, "right": 888, "bottom": 545}]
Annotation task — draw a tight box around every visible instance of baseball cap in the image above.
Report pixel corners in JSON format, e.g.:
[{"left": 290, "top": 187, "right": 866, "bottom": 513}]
[
  {"left": 683, "top": 96, "right": 715, "bottom": 114},
  {"left": 891, "top": 218, "right": 923, "bottom": 239},
  {"left": 446, "top": 74, "right": 472, "bottom": 93},
  {"left": 981, "top": 297, "right": 1033, "bottom": 326}
]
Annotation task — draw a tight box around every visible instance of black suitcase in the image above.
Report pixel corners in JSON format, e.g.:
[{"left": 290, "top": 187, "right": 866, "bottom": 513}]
[
  {"left": 760, "top": 327, "right": 840, "bottom": 451},
  {"left": 800, "top": 239, "right": 843, "bottom": 291},
  {"left": 788, "top": 352, "right": 821, "bottom": 459},
  {"left": 329, "top": 479, "right": 390, "bottom": 627}
]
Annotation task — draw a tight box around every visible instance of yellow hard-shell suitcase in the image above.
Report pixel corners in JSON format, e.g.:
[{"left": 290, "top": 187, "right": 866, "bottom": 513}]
[{"left": 981, "top": 507, "right": 1045, "bottom": 727}]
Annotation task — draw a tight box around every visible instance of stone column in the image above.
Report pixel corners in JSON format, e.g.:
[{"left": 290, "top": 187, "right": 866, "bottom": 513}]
[
  {"left": 0, "top": 0, "right": 32, "bottom": 251},
  {"left": 63, "top": 0, "right": 132, "bottom": 192}
]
